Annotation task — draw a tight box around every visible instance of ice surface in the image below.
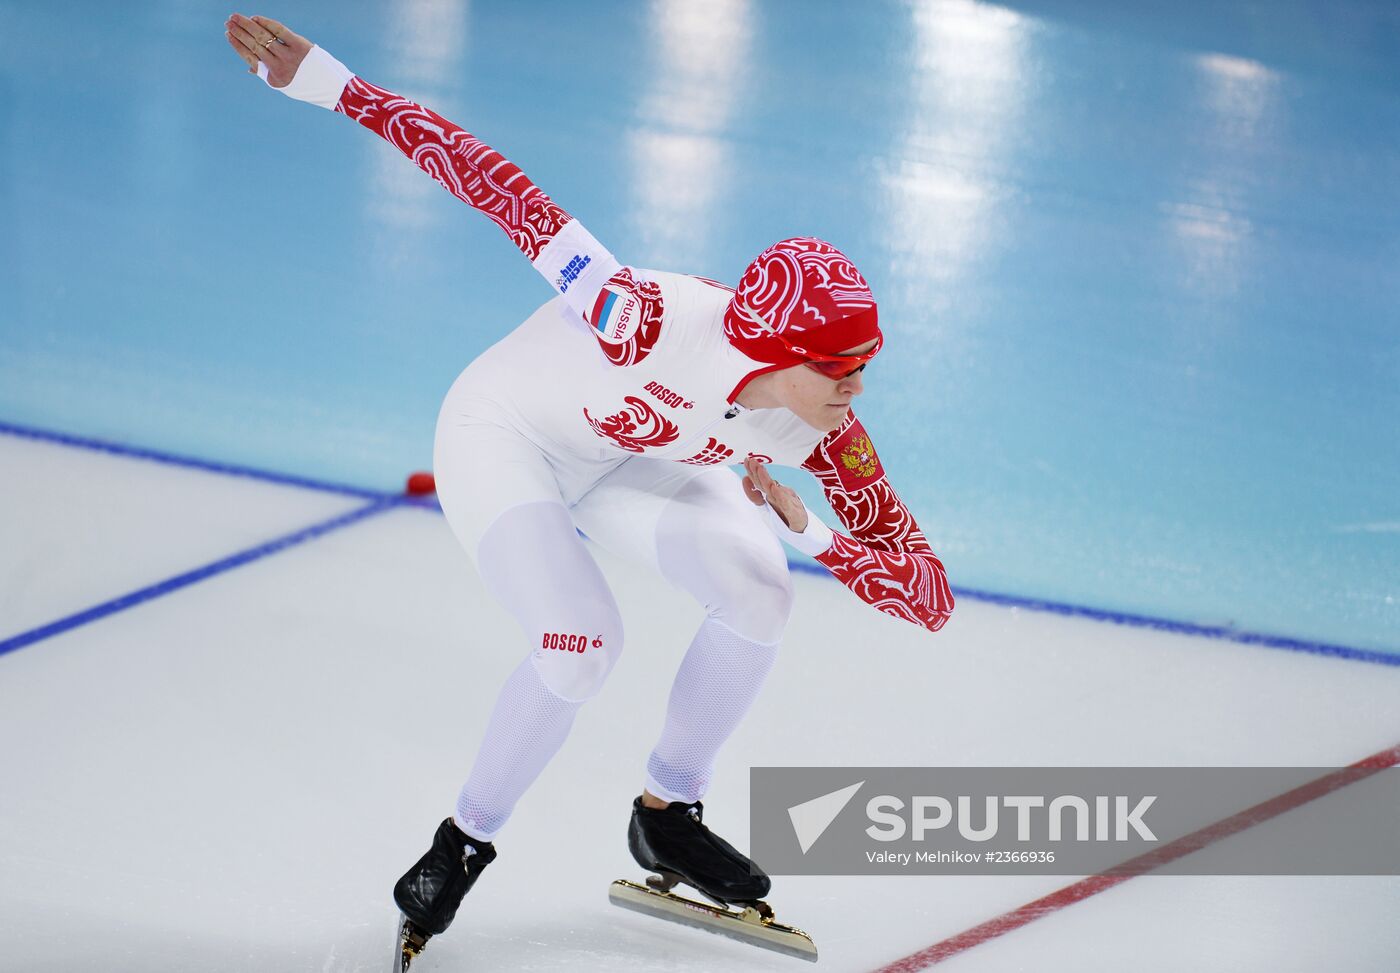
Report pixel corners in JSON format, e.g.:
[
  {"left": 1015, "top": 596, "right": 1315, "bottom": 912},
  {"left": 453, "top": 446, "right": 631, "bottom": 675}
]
[{"left": 2, "top": 444, "right": 1398, "bottom": 971}]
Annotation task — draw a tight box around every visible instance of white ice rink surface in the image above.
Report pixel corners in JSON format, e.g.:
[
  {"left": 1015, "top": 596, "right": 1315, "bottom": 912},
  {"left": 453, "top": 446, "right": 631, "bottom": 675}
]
[{"left": 2, "top": 433, "right": 1398, "bottom": 972}]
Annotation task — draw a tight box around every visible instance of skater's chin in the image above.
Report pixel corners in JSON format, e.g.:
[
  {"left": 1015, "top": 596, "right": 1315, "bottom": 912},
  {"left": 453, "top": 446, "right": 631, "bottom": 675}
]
[{"left": 820, "top": 403, "right": 852, "bottom": 429}]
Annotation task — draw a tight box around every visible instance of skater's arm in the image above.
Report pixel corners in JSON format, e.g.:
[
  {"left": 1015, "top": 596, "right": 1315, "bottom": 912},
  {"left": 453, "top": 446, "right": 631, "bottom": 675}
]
[
  {"left": 799, "top": 414, "right": 954, "bottom": 632},
  {"left": 333, "top": 75, "right": 630, "bottom": 313},
  {"left": 225, "top": 14, "right": 657, "bottom": 340},
  {"left": 744, "top": 415, "right": 954, "bottom": 633}
]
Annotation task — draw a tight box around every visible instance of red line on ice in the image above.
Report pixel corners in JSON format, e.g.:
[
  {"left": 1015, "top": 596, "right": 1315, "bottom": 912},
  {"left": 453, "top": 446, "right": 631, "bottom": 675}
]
[{"left": 870, "top": 743, "right": 1400, "bottom": 973}]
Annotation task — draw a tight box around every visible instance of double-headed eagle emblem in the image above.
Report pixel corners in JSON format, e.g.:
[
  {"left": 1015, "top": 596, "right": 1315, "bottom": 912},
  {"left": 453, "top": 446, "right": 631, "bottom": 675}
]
[{"left": 839, "top": 433, "right": 879, "bottom": 478}]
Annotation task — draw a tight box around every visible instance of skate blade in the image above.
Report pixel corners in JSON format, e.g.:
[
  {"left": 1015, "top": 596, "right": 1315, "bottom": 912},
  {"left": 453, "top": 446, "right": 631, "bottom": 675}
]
[
  {"left": 395, "top": 914, "right": 430, "bottom": 972},
  {"left": 608, "top": 879, "right": 818, "bottom": 963}
]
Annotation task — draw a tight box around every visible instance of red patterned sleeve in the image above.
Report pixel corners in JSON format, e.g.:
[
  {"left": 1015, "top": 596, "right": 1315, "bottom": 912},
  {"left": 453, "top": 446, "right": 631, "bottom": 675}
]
[
  {"left": 800, "top": 413, "right": 954, "bottom": 633},
  {"left": 335, "top": 77, "right": 570, "bottom": 260},
  {"left": 333, "top": 77, "right": 665, "bottom": 363}
]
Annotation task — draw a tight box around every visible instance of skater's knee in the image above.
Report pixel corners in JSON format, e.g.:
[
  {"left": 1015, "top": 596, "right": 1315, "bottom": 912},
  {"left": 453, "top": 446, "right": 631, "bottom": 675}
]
[
  {"left": 707, "top": 545, "right": 794, "bottom": 645},
  {"left": 528, "top": 606, "right": 624, "bottom": 702}
]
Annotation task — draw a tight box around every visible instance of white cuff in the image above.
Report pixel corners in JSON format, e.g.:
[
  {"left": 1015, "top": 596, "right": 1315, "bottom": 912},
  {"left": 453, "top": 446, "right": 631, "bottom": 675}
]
[
  {"left": 761, "top": 499, "right": 834, "bottom": 557},
  {"left": 260, "top": 45, "right": 354, "bottom": 110},
  {"left": 532, "top": 219, "right": 622, "bottom": 315}
]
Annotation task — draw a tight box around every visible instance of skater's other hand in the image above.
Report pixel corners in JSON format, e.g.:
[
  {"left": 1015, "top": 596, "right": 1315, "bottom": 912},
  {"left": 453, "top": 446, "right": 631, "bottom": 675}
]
[
  {"left": 743, "top": 456, "right": 809, "bottom": 533},
  {"left": 224, "top": 13, "right": 312, "bottom": 87}
]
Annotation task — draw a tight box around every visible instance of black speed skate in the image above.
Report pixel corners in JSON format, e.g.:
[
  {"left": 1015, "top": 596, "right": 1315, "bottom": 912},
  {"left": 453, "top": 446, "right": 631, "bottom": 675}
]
[
  {"left": 628, "top": 797, "right": 770, "bottom": 905},
  {"left": 392, "top": 818, "right": 496, "bottom": 971},
  {"left": 609, "top": 797, "right": 817, "bottom": 962}
]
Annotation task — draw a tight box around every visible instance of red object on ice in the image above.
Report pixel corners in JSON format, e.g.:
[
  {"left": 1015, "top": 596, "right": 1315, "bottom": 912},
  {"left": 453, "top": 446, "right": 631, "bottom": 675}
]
[{"left": 405, "top": 471, "right": 436, "bottom": 496}]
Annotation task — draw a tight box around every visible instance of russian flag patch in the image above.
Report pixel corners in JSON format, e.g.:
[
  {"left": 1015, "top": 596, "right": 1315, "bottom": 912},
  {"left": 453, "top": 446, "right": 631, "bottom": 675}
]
[{"left": 586, "top": 286, "right": 640, "bottom": 343}]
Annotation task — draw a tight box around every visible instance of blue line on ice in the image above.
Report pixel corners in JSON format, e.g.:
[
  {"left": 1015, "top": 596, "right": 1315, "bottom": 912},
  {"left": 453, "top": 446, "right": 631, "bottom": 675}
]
[
  {"left": 0, "top": 419, "right": 390, "bottom": 500},
  {"left": 0, "top": 497, "right": 400, "bottom": 658}
]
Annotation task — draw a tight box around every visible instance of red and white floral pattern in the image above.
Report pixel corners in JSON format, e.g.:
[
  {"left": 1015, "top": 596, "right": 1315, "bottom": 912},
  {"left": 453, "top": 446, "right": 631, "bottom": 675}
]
[
  {"left": 724, "top": 237, "right": 878, "bottom": 364},
  {"left": 337, "top": 78, "right": 666, "bottom": 364},
  {"left": 583, "top": 396, "right": 680, "bottom": 453},
  {"left": 802, "top": 413, "right": 954, "bottom": 632},
  {"left": 679, "top": 437, "right": 735, "bottom": 466},
  {"left": 337, "top": 78, "right": 569, "bottom": 260}
]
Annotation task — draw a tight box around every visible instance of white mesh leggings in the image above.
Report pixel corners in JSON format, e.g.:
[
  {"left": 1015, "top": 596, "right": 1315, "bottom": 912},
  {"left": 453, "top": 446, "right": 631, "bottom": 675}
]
[
  {"left": 455, "top": 616, "right": 779, "bottom": 839},
  {"left": 454, "top": 653, "right": 583, "bottom": 840},
  {"left": 644, "top": 617, "right": 781, "bottom": 804}
]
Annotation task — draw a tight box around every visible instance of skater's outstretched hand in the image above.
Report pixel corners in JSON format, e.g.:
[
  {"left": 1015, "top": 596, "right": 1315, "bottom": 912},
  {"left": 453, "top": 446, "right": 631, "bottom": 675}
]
[
  {"left": 224, "top": 13, "right": 312, "bottom": 87},
  {"left": 743, "top": 456, "right": 809, "bottom": 533}
]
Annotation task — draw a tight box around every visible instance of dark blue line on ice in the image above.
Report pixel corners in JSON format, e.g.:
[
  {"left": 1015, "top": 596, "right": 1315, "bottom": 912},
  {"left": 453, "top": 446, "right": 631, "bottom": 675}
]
[
  {"left": 951, "top": 585, "right": 1400, "bottom": 666},
  {"left": 787, "top": 561, "right": 1400, "bottom": 667},
  {"left": 4, "top": 417, "right": 1394, "bottom": 667},
  {"left": 0, "top": 497, "right": 400, "bottom": 659},
  {"left": 0, "top": 419, "right": 390, "bottom": 500}
]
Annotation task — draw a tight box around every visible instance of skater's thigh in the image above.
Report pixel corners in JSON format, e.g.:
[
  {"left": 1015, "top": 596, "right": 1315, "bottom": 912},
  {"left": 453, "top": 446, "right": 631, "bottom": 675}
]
[
  {"left": 474, "top": 500, "right": 624, "bottom": 700},
  {"left": 571, "top": 461, "right": 792, "bottom": 643},
  {"left": 435, "top": 416, "right": 623, "bottom": 699},
  {"left": 433, "top": 415, "right": 568, "bottom": 565}
]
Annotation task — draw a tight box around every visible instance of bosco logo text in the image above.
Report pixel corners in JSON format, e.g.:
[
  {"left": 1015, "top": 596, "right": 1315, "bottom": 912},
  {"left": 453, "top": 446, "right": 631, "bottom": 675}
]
[
  {"left": 542, "top": 632, "right": 600, "bottom": 652},
  {"left": 644, "top": 381, "right": 692, "bottom": 409}
]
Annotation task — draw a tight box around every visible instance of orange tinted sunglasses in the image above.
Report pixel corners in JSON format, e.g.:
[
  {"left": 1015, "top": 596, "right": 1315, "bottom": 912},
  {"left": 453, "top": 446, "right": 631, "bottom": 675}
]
[
  {"left": 795, "top": 332, "right": 883, "bottom": 379},
  {"left": 736, "top": 303, "right": 883, "bottom": 380}
]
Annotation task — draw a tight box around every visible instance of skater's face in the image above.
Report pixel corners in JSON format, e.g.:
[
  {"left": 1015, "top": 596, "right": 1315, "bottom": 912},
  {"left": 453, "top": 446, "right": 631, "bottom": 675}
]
[{"left": 776, "top": 339, "right": 875, "bottom": 431}]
